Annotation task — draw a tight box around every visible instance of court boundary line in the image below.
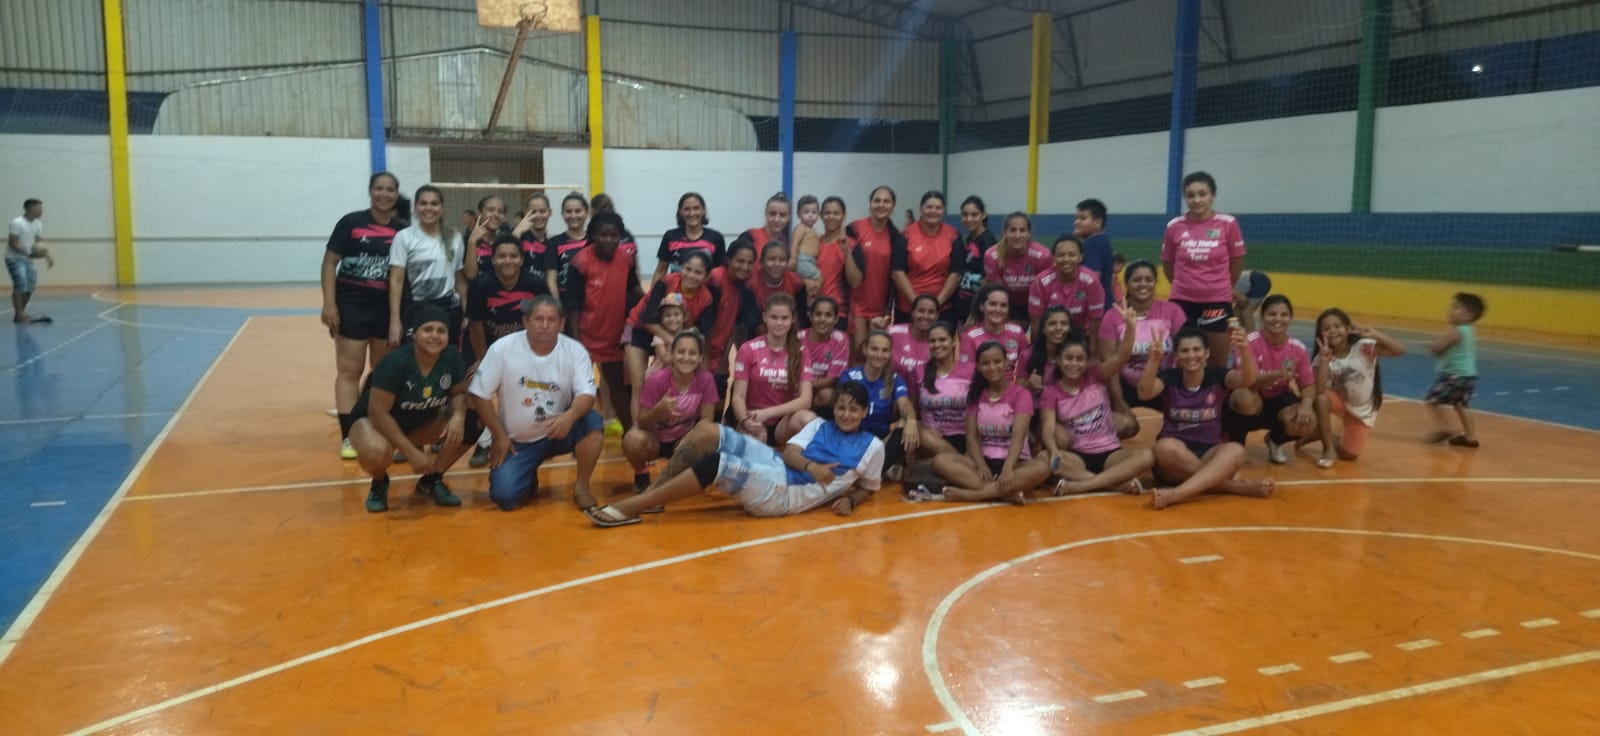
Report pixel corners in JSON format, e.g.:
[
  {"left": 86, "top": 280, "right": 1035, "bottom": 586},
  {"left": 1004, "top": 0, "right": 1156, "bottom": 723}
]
[
  {"left": 62, "top": 492, "right": 1117, "bottom": 735},
  {"left": 1156, "top": 650, "right": 1600, "bottom": 735},
  {"left": 1384, "top": 395, "right": 1600, "bottom": 435},
  {"left": 0, "top": 317, "right": 250, "bottom": 667},
  {"left": 0, "top": 411, "right": 168, "bottom": 426},
  {"left": 920, "top": 526, "right": 1600, "bottom": 736},
  {"left": 65, "top": 478, "right": 1600, "bottom": 734}
]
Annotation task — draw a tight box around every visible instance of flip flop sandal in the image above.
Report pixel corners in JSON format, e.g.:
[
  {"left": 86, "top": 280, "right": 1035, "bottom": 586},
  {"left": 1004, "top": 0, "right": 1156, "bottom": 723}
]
[
  {"left": 585, "top": 505, "right": 642, "bottom": 528},
  {"left": 1448, "top": 436, "right": 1480, "bottom": 448}
]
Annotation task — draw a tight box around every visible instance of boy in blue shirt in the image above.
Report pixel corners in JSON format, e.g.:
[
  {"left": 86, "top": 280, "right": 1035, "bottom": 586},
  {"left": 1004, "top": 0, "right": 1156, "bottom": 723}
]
[
  {"left": 1073, "top": 198, "right": 1115, "bottom": 310},
  {"left": 1425, "top": 292, "right": 1484, "bottom": 448}
]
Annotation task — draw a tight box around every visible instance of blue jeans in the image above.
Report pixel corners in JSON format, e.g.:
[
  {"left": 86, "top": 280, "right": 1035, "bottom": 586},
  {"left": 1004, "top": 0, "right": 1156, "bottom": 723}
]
[{"left": 488, "top": 410, "right": 603, "bottom": 510}]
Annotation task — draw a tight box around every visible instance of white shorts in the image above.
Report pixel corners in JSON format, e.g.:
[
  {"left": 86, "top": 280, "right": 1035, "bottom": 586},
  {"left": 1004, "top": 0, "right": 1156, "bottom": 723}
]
[{"left": 712, "top": 426, "right": 835, "bottom": 517}]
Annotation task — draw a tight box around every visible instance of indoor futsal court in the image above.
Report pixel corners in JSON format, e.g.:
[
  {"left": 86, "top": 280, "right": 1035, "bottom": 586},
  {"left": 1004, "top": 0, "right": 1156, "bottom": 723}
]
[{"left": 4, "top": 0, "right": 1600, "bottom": 734}]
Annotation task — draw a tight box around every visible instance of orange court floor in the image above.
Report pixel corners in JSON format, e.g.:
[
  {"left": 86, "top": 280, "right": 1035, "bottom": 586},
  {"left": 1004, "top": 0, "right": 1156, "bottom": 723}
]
[{"left": 1, "top": 286, "right": 1599, "bottom": 735}]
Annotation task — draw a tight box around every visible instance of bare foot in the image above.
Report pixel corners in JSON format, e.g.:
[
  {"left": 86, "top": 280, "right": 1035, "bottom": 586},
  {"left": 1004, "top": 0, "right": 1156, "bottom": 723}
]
[
  {"left": 1006, "top": 490, "right": 1026, "bottom": 506},
  {"left": 1151, "top": 487, "right": 1175, "bottom": 510},
  {"left": 573, "top": 486, "right": 598, "bottom": 510},
  {"left": 1220, "top": 478, "right": 1275, "bottom": 498}
]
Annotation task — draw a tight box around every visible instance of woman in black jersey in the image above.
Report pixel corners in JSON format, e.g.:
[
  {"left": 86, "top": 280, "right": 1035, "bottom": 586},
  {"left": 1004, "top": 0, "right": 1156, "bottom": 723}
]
[
  {"left": 467, "top": 235, "right": 550, "bottom": 365},
  {"left": 322, "top": 171, "right": 407, "bottom": 460},
  {"left": 463, "top": 194, "right": 507, "bottom": 281},
  {"left": 953, "top": 195, "right": 994, "bottom": 327},
  {"left": 652, "top": 191, "right": 726, "bottom": 283},
  {"left": 510, "top": 192, "right": 552, "bottom": 284},
  {"left": 544, "top": 191, "right": 590, "bottom": 337}
]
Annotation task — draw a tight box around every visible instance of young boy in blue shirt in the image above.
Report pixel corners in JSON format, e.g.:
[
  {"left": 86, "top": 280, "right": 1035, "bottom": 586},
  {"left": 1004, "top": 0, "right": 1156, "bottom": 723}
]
[{"left": 1426, "top": 292, "right": 1485, "bottom": 448}]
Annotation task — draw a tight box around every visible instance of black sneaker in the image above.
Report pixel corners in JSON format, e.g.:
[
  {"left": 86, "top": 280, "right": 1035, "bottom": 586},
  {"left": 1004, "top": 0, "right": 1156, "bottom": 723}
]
[
  {"left": 365, "top": 476, "right": 390, "bottom": 513},
  {"left": 416, "top": 475, "right": 461, "bottom": 507},
  {"left": 469, "top": 444, "right": 490, "bottom": 468}
]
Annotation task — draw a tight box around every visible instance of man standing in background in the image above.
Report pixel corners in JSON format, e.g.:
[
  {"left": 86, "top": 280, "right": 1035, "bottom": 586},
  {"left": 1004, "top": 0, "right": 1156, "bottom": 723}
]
[{"left": 7, "top": 198, "right": 53, "bottom": 324}]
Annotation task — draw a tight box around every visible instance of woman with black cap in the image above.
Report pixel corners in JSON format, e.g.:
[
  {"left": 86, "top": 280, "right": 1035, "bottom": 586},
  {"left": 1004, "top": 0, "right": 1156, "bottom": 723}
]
[{"left": 347, "top": 304, "right": 478, "bottom": 513}]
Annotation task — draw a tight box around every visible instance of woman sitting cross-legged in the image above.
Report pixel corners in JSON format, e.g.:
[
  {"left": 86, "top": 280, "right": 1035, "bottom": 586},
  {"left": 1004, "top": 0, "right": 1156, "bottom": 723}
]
[
  {"left": 586, "top": 382, "right": 886, "bottom": 527},
  {"left": 1038, "top": 304, "right": 1155, "bottom": 496},
  {"left": 1137, "top": 325, "right": 1275, "bottom": 509}
]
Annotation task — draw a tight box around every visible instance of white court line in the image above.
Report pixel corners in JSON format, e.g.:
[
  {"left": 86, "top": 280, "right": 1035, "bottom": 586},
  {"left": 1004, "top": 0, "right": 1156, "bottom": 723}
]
[
  {"left": 1582, "top": 609, "right": 1600, "bottom": 619},
  {"left": 1383, "top": 396, "right": 1600, "bottom": 435},
  {"left": 123, "top": 456, "right": 629, "bottom": 501},
  {"left": 1179, "top": 554, "right": 1224, "bottom": 564},
  {"left": 0, "top": 317, "right": 248, "bottom": 668},
  {"left": 1328, "top": 651, "right": 1371, "bottom": 663},
  {"left": 1184, "top": 676, "right": 1226, "bottom": 689},
  {"left": 1092, "top": 689, "right": 1147, "bottom": 703},
  {"left": 70, "top": 492, "right": 1117, "bottom": 735},
  {"left": 29, "top": 501, "right": 66, "bottom": 508},
  {"left": 5, "top": 320, "right": 111, "bottom": 373},
  {"left": 96, "top": 315, "right": 240, "bottom": 334},
  {"left": 1397, "top": 638, "right": 1440, "bottom": 651},
  {"left": 1158, "top": 650, "right": 1600, "bottom": 736},
  {"left": 0, "top": 412, "right": 167, "bottom": 426},
  {"left": 1462, "top": 628, "right": 1500, "bottom": 639},
  {"left": 921, "top": 526, "right": 1600, "bottom": 736},
  {"left": 1257, "top": 663, "right": 1301, "bottom": 676},
  {"left": 1521, "top": 618, "right": 1560, "bottom": 629}
]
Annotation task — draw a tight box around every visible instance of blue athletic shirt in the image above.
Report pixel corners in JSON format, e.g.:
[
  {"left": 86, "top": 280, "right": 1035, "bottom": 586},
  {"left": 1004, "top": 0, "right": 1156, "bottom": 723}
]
[
  {"left": 785, "top": 418, "right": 886, "bottom": 490},
  {"left": 838, "top": 366, "right": 908, "bottom": 435}
]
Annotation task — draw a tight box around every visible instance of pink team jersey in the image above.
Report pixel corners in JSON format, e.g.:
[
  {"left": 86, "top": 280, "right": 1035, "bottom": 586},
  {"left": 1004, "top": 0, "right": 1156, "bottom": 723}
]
[
  {"left": 1161, "top": 213, "right": 1245, "bottom": 303},
  {"left": 799, "top": 328, "right": 850, "bottom": 381},
  {"left": 734, "top": 336, "right": 814, "bottom": 425},
  {"left": 984, "top": 242, "right": 1054, "bottom": 306},
  {"left": 1247, "top": 332, "right": 1314, "bottom": 400},
  {"left": 967, "top": 382, "right": 1034, "bottom": 460},
  {"left": 1040, "top": 371, "right": 1120, "bottom": 455},
  {"left": 638, "top": 369, "right": 720, "bottom": 443},
  {"left": 1098, "top": 300, "right": 1188, "bottom": 387},
  {"left": 1028, "top": 266, "right": 1106, "bottom": 328},
  {"left": 887, "top": 323, "right": 930, "bottom": 390},
  {"left": 960, "top": 322, "right": 1028, "bottom": 375},
  {"left": 917, "top": 361, "right": 972, "bottom": 437}
]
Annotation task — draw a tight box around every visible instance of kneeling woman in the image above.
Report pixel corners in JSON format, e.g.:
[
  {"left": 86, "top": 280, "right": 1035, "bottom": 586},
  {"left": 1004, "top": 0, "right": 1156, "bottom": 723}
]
[
  {"left": 1039, "top": 307, "right": 1154, "bottom": 495},
  {"left": 622, "top": 331, "right": 721, "bottom": 492},
  {"left": 1137, "top": 326, "right": 1274, "bottom": 509},
  {"left": 348, "top": 305, "right": 477, "bottom": 512},
  {"left": 587, "top": 383, "right": 886, "bottom": 526},
  {"left": 915, "top": 341, "right": 1055, "bottom": 504}
]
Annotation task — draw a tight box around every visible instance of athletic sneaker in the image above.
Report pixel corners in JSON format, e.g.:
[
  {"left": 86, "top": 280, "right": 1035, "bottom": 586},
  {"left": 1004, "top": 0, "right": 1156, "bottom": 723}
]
[
  {"left": 340, "top": 438, "right": 357, "bottom": 460},
  {"left": 468, "top": 444, "right": 490, "bottom": 468},
  {"left": 365, "top": 476, "right": 390, "bottom": 513},
  {"left": 603, "top": 418, "right": 624, "bottom": 438},
  {"left": 1266, "top": 437, "right": 1288, "bottom": 464},
  {"left": 416, "top": 476, "right": 461, "bottom": 507}
]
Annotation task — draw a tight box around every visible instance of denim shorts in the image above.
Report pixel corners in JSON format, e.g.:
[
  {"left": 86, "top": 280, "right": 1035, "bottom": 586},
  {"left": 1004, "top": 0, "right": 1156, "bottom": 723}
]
[{"left": 5, "top": 257, "right": 37, "bottom": 294}]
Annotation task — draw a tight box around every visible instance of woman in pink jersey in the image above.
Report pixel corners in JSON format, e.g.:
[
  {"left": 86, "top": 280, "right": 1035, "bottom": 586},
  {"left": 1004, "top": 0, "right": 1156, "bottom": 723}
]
[
  {"left": 1028, "top": 235, "right": 1105, "bottom": 338},
  {"left": 1137, "top": 326, "right": 1273, "bottom": 510},
  {"left": 800, "top": 296, "right": 851, "bottom": 413},
  {"left": 1022, "top": 306, "right": 1074, "bottom": 398},
  {"left": 984, "top": 212, "right": 1053, "bottom": 324},
  {"left": 1162, "top": 171, "right": 1246, "bottom": 368},
  {"left": 891, "top": 190, "right": 963, "bottom": 322},
  {"left": 910, "top": 341, "right": 1057, "bottom": 504},
  {"left": 844, "top": 186, "right": 900, "bottom": 357},
  {"left": 889, "top": 294, "right": 939, "bottom": 391},
  {"left": 1222, "top": 294, "right": 1319, "bottom": 464},
  {"left": 1039, "top": 310, "right": 1154, "bottom": 495},
  {"left": 1099, "top": 259, "right": 1188, "bottom": 439},
  {"left": 731, "top": 292, "right": 816, "bottom": 446},
  {"left": 623, "top": 331, "right": 721, "bottom": 494},
  {"left": 961, "top": 284, "right": 1028, "bottom": 376},
  {"left": 913, "top": 322, "right": 971, "bottom": 457}
]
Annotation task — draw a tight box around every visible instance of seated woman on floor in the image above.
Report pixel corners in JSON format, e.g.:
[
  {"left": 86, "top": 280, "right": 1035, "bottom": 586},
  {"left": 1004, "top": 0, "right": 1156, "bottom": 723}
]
[{"left": 586, "top": 382, "right": 886, "bottom": 527}]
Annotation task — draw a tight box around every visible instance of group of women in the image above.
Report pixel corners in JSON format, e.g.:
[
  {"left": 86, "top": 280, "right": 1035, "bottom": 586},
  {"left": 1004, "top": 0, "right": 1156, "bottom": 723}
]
[{"left": 321, "top": 169, "right": 1406, "bottom": 514}]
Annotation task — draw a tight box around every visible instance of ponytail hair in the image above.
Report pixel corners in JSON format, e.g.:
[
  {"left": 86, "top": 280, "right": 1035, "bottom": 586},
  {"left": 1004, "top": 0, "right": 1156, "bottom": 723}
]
[
  {"left": 765, "top": 292, "right": 804, "bottom": 393},
  {"left": 870, "top": 185, "right": 901, "bottom": 242},
  {"left": 967, "top": 341, "right": 1007, "bottom": 404},
  {"left": 414, "top": 184, "right": 455, "bottom": 263},
  {"left": 922, "top": 322, "right": 957, "bottom": 396}
]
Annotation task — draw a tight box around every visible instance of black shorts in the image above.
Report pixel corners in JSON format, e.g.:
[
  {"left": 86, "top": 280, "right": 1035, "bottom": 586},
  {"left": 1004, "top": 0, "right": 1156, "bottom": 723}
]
[
  {"left": 985, "top": 457, "right": 1006, "bottom": 476},
  {"left": 1119, "top": 376, "right": 1162, "bottom": 411},
  {"left": 942, "top": 434, "right": 968, "bottom": 455},
  {"left": 657, "top": 437, "right": 680, "bottom": 459},
  {"left": 1074, "top": 449, "right": 1114, "bottom": 474},
  {"left": 336, "top": 295, "right": 390, "bottom": 341},
  {"left": 628, "top": 326, "right": 656, "bottom": 350},
  {"left": 1173, "top": 299, "right": 1234, "bottom": 333},
  {"left": 1224, "top": 391, "right": 1299, "bottom": 443}
]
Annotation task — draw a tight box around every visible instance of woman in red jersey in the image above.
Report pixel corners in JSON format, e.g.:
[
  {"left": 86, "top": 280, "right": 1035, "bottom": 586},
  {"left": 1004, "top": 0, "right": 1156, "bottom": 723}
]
[
  {"left": 808, "top": 196, "right": 853, "bottom": 312},
  {"left": 748, "top": 241, "right": 807, "bottom": 330},
  {"left": 624, "top": 250, "right": 717, "bottom": 422},
  {"left": 892, "top": 190, "right": 964, "bottom": 324},
  {"left": 729, "top": 192, "right": 792, "bottom": 257},
  {"left": 845, "top": 185, "right": 900, "bottom": 358},
  {"left": 571, "top": 211, "right": 644, "bottom": 430},
  {"left": 705, "top": 241, "right": 761, "bottom": 409}
]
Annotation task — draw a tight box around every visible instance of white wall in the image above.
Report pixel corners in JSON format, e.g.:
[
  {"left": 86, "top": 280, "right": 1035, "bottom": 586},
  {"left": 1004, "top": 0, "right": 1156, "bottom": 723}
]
[
  {"left": 0, "top": 135, "right": 117, "bottom": 285},
  {"left": 951, "top": 131, "right": 1170, "bottom": 217},
  {"left": 1186, "top": 112, "right": 1356, "bottom": 214},
  {"left": 1373, "top": 87, "right": 1600, "bottom": 213}
]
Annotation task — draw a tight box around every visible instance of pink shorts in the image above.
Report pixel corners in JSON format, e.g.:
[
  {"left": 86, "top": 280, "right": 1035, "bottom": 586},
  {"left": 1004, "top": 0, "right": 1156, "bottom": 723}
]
[{"left": 1326, "top": 392, "right": 1370, "bottom": 457}]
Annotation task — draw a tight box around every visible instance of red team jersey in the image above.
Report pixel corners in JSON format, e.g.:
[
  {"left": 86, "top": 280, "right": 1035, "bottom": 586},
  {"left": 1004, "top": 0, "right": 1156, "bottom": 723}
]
[
  {"left": 571, "top": 242, "right": 640, "bottom": 362},
  {"left": 848, "top": 218, "right": 897, "bottom": 320},
  {"left": 893, "top": 222, "right": 961, "bottom": 313}
]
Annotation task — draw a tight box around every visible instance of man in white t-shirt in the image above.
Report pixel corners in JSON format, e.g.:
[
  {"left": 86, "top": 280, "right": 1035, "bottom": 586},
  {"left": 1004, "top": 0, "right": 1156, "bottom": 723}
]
[
  {"left": 470, "top": 295, "right": 604, "bottom": 511},
  {"left": 7, "top": 199, "right": 53, "bottom": 324}
]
